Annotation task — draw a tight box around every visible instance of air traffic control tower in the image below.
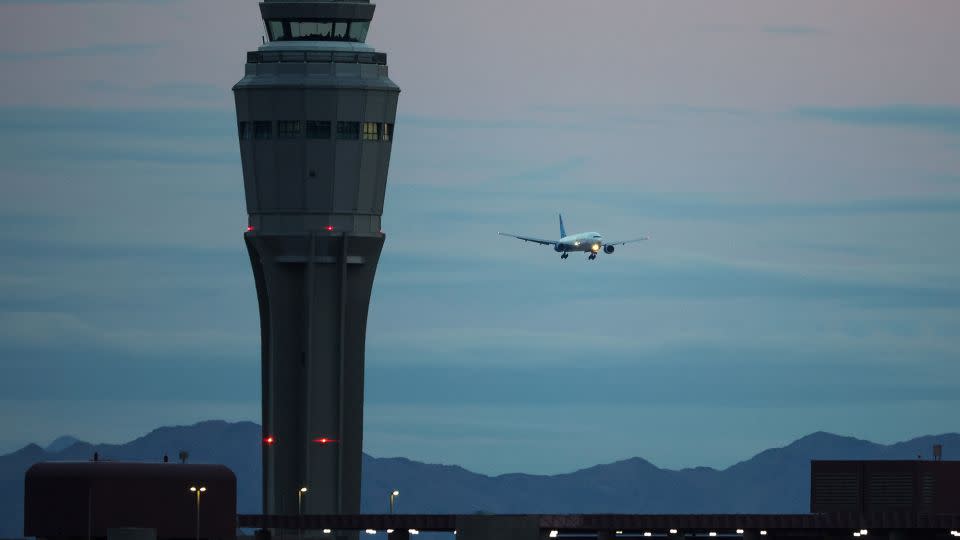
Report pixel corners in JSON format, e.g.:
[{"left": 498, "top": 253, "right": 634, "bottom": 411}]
[{"left": 233, "top": 0, "right": 399, "bottom": 516}]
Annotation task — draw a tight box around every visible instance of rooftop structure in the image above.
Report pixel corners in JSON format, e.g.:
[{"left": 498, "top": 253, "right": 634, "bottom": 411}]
[
  {"left": 811, "top": 459, "right": 960, "bottom": 515},
  {"left": 24, "top": 462, "right": 237, "bottom": 540}
]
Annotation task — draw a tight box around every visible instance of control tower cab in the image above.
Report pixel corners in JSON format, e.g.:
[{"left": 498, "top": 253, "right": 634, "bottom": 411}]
[{"left": 233, "top": 0, "right": 399, "bottom": 518}]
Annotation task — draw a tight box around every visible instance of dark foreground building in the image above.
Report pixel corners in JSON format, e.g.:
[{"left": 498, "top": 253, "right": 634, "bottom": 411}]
[
  {"left": 812, "top": 459, "right": 960, "bottom": 515},
  {"left": 24, "top": 462, "right": 236, "bottom": 540},
  {"left": 233, "top": 0, "right": 400, "bottom": 517}
]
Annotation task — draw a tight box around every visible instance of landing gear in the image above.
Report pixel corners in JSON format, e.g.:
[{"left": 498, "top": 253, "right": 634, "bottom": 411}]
[
  {"left": 560, "top": 253, "right": 569, "bottom": 259},
  {"left": 588, "top": 253, "right": 597, "bottom": 260}
]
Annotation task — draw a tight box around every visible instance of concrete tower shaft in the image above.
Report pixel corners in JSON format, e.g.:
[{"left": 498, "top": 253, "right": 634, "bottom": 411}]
[{"left": 233, "top": 0, "right": 399, "bottom": 516}]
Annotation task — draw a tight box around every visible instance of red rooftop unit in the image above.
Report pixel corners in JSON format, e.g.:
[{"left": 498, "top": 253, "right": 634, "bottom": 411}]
[
  {"left": 811, "top": 460, "right": 960, "bottom": 515},
  {"left": 24, "top": 462, "right": 236, "bottom": 540}
]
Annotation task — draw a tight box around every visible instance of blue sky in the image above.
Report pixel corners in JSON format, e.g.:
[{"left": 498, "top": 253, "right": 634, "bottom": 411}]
[{"left": 0, "top": 0, "right": 958, "bottom": 474}]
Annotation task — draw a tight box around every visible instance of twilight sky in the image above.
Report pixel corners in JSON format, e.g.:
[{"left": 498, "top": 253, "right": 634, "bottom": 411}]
[{"left": 0, "top": 0, "right": 958, "bottom": 474}]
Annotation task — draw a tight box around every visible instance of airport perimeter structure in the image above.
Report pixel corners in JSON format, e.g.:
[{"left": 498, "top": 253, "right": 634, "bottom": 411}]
[{"left": 233, "top": 0, "right": 399, "bottom": 517}]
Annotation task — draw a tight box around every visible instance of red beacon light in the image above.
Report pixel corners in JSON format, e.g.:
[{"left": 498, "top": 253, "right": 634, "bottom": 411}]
[
  {"left": 263, "top": 435, "right": 275, "bottom": 445},
  {"left": 325, "top": 225, "right": 334, "bottom": 232},
  {"left": 246, "top": 225, "right": 255, "bottom": 232},
  {"left": 312, "top": 437, "right": 338, "bottom": 445}
]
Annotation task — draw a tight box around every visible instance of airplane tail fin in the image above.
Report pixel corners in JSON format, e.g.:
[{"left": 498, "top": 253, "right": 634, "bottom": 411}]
[{"left": 558, "top": 213, "right": 567, "bottom": 238}]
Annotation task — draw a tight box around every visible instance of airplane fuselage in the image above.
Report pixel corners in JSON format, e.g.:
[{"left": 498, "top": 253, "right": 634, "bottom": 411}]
[
  {"left": 555, "top": 232, "right": 603, "bottom": 253},
  {"left": 498, "top": 213, "right": 646, "bottom": 260}
]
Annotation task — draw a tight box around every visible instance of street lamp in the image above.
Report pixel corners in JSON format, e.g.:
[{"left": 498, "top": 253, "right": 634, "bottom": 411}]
[
  {"left": 188, "top": 486, "right": 206, "bottom": 540},
  {"left": 389, "top": 490, "right": 400, "bottom": 514},
  {"left": 298, "top": 487, "right": 308, "bottom": 514},
  {"left": 297, "top": 487, "right": 308, "bottom": 540}
]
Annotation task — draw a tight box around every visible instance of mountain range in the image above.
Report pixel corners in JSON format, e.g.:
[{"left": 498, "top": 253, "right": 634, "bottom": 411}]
[{"left": 1, "top": 421, "right": 956, "bottom": 538}]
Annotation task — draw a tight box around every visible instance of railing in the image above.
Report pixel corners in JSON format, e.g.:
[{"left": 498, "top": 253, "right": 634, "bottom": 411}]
[{"left": 247, "top": 51, "right": 387, "bottom": 65}]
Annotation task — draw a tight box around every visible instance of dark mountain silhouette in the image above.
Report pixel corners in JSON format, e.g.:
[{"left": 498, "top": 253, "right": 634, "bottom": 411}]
[
  {"left": 44, "top": 436, "right": 83, "bottom": 454},
  {"left": 0, "top": 421, "right": 956, "bottom": 537}
]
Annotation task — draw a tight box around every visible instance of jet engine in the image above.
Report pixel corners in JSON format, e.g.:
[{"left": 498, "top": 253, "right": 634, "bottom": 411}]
[
  {"left": 603, "top": 245, "right": 615, "bottom": 254},
  {"left": 554, "top": 244, "right": 564, "bottom": 253}
]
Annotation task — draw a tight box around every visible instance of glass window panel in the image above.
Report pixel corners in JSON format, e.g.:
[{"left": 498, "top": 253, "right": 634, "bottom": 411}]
[
  {"left": 362, "top": 122, "right": 380, "bottom": 141},
  {"left": 381, "top": 123, "right": 394, "bottom": 142},
  {"left": 254, "top": 121, "right": 273, "bottom": 140},
  {"left": 306, "top": 121, "right": 331, "bottom": 139},
  {"left": 316, "top": 22, "right": 332, "bottom": 38},
  {"left": 336, "top": 121, "right": 359, "bottom": 140},
  {"left": 238, "top": 121, "right": 251, "bottom": 140},
  {"left": 333, "top": 22, "right": 348, "bottom": 39},
  {"left": 278, "top": 121, "right": 302, "bottom": 139},
  {"left": 268, "top": 21, "right": 286, "bottom": 41},
  {"left": 348, "top": 21, "right": 369, "bottom": 42}
]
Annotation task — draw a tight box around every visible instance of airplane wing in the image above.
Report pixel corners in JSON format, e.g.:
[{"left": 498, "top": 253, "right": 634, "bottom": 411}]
[
  {"left": 498, "top": 232, "right": 557, "bottom": 246},
  {"left": 604, "top": 236, "right": 650, "bottom": 247}
]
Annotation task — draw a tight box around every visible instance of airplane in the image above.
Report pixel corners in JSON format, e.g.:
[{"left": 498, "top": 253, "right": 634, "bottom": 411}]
[{"left": 498, "top": 214, "right": 649, "bottom": 260}]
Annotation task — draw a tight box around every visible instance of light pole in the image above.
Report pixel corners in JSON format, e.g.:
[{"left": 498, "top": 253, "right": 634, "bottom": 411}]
[
  {"left": 389, "top": 490, "right": 399, "bottom": 514},
  {"left": 189, "top": 486, "right": 206, "bottom": 540},
  {"left": 297, "top": 487, "right": 308, "bottom": 540}
]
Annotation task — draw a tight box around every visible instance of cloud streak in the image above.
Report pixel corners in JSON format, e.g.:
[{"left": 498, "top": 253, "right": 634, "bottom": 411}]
[
  {"left": 796, "top": 105, "right": 960, "bottom": 134},
  {"left": 762, "top": 25, "right": 825, "bottom": 36},
  {"left": 0, "top": 42, "right": 162, "bottom": 60}
]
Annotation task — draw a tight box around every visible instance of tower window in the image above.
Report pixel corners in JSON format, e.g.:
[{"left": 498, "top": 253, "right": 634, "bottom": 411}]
[
  {"left": 381, "top": 123, "right": 394, "bottom": 142},
  {"left": 306, "top": 121, "right": 331, "bottom": 139},
  {"left": 278, "top": 121, "right": 302, "bottom": 139},
  {"left": 238, "top": 121, "right": 252, "bottom": 140},
  {"left": 337, "top": 121, "right": 359, "bottom": 140},
  {"left": 291, "top": 21, "right": 332, "bottom": 40},
  {"left": 266, "top": 19, "right": 370, "bottom": 43},
  {"left": 348, "top": 22, "right": 370, "bottom": 42},
  {"left": 362, "top": 122, "right": 380, "bottom": 141},
  {"left": 253, "top": 121, "right": 273, "bottom": 140}
]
